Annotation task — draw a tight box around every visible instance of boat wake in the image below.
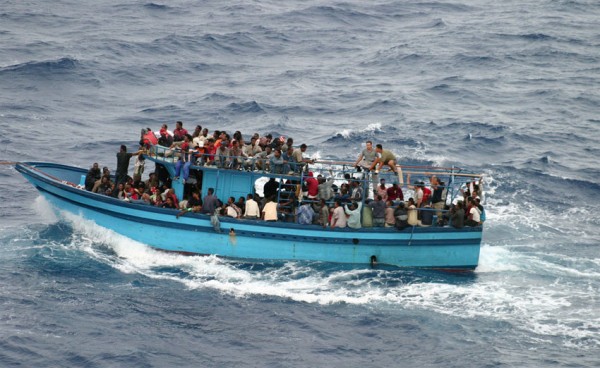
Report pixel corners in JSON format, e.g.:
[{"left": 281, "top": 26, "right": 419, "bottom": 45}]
[{"left": 4, "top": 196, "right": 594, "bottom": 349}]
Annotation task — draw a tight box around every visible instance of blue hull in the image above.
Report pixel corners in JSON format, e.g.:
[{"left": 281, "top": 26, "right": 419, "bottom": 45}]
[{"left": 15, "top": 162, "right": 482, "bottom": 269}]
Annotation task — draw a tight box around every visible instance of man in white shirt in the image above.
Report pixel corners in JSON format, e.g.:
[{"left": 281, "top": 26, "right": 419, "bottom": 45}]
[{"left": 244, "top": 193, "right": 260, "bottom": 219}]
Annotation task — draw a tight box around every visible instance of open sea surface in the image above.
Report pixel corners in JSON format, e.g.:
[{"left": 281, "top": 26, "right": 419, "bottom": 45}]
[{"left": 1, "top": 0, "right": 599, "bottom": 366}]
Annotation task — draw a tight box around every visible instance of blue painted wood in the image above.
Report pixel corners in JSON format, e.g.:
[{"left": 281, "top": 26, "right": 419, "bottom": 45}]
[{"left": 16, "top": 162, "right": 482, "bottom": 269}]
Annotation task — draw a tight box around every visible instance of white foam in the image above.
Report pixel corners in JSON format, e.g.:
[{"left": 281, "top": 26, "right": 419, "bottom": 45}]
[
  {"left": 55, "top": 211, "right": 600, "bottom": 349},
  {"left": 32, "top": 195, "right": 58, "bottom": 224}
]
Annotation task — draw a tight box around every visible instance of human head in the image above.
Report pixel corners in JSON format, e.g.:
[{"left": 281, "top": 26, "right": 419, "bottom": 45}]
[
  {"left": 375, "top": 144, "right": 383, "bottom": 153},
  {"left": 176, "top": 121, "right": 183, "bottom": 129},
  {"left": 120, "top": 145, "right": 127, "bottom": 152},
  {"left": 300, "top": 143, "right": 307, "bottom": 152},
  {"left": 365, "top": 140, "right": 373, "bottom": 149},
  {"left": 208, "top": 188, "right": 214, "bottom": 195}
]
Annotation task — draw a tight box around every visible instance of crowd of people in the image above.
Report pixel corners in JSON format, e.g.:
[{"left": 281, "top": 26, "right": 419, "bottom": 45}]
[{"left": 82, "top": 121, "right": 485, "bottom": 229}]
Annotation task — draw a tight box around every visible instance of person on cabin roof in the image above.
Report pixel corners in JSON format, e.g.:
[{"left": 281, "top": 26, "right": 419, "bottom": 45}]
[
  {"left": 192, "top": 125, "right": 202, "bottom": 139},
  {"left": 243, "top": 136, "right": 262, "bottom": 170},
  {"left": 292, "top": 144, "right": 314, "bottom": 173},
  {"left": 173, "top": 134, "right": 194, "bottom": 181},
  {"left": 173, "top": 121, "right": 188, "bottom": 142},
  {"left": 244, "top": 193, "right": 260, "bottom": 219},
  {"left": 282, "top": 137, "right": 294, "bottom": 152},
  {"left": 269, "top": 149, "right": 285, "bottom": 174},
  {"left": 229, "top": 140, "right": 245, "bottom": 170},
  {"left": 158, "top": 124, "right": 174, "bottom": 147},
  {"left": 354, "top": 140, "right": 377, "bottom": 171},
  {"left": 259, "top": 133, "right": 272, "bottom": 150},
  {"left": 282, "top": 146, "right": 297, "bottom": 174},
  {"left": 216, "top": 141, "right": 230, "bottom": 169}
]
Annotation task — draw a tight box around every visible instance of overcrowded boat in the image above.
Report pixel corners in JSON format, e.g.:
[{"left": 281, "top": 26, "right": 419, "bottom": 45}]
[{"left": 14, "top": 125, "right": 485, "bottom": 269}]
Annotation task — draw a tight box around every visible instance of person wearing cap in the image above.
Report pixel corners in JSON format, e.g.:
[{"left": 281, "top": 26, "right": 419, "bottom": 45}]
[{"left": 192, "top": 140, "right": 206, "bottom": 165}]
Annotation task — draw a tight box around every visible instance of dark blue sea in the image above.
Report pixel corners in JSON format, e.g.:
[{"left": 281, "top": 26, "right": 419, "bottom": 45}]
[{"left": 1, "top": 0, "right": 599, "bottom": 366}]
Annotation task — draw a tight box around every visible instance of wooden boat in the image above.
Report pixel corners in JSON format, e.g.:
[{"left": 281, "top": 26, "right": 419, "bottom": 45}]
[{"left": 14, "top": 147, "right": 483, "bottom": 269}]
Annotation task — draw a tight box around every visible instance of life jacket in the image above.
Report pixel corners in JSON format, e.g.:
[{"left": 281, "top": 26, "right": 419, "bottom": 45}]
[
  {"left": 142, "top": 131, "right": 158, "bottom": 146},
  {"left": 422, "top": 187, "right": 431, "bottom": 204}
]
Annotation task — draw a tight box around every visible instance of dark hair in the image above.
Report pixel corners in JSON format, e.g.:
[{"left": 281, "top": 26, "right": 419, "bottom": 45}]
[
  {"left": 376, "top": 144, "right": 383, "bottom": 150},
  {"left": 120, "top": 145, "right": 127, "bottom": 152},
  {"left": 300, "top": 144, "right": 307, "bottom": 149}
]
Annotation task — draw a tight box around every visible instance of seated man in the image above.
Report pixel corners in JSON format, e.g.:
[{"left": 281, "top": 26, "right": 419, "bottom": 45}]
[
  {"left": 269, "top": 149, "right": 285, "bottom": 174},
  {"left": 291, "top": 144, "right": 314, "bottom": 173},
  {"left": 353, "top": 140, "right": 377, "bottom": 171}
]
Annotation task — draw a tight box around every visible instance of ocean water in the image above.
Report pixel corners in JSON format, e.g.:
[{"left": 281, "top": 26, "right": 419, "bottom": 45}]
[{"left": 1, "top": 0, "right": 599, "bottom": 366}]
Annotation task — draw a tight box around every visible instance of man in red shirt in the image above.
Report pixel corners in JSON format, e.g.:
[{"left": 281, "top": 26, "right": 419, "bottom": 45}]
[
  {"left": 173, "top": 121, "right": 189, "bottom": 142},
  {"left": 386, "top": 182, "right": 404, "bottom": 202}
]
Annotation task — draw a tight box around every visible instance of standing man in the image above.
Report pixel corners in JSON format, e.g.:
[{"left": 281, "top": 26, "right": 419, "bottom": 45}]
[
  {"left": 116, "top": 145, "right": 142, "bottom": 186},
  {"left": 202, "top": 188, "right": 218, "bottom": 215}
]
